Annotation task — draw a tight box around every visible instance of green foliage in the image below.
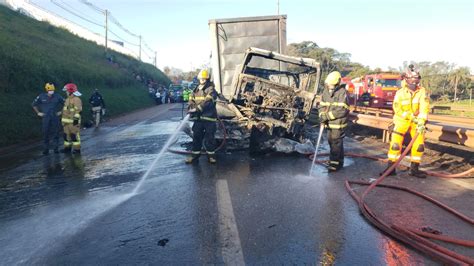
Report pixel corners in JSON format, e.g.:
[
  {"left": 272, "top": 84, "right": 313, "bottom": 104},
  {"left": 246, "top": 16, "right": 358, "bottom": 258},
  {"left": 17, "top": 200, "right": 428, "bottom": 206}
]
[
  {"left": 287, "top": 41, "right": 472, "bottom": 101},
  {"left": 287, "top": 41, "right": 368, "bottom": 83},
  {"left": 0, "top": 6, "right": 170, "bottom": 147}
]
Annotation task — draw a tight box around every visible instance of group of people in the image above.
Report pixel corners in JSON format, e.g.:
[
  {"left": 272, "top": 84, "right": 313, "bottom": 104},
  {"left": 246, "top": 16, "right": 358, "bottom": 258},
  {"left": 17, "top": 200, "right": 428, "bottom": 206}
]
[
  {"left": 34, "top": 65, "right": 429, "bottom": 177},
  {"left": 32, "top": 83, "right": 105, "bottom": 155},
  {"left": 318, "top": 65, "right": 429, "bottom": 177}
]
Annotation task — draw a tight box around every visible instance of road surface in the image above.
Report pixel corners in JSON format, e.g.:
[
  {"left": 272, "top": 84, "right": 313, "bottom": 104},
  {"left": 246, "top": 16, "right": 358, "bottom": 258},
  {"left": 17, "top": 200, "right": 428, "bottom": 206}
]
[{"left": 1, "top": 103, "right": 472, "bottom": 264}]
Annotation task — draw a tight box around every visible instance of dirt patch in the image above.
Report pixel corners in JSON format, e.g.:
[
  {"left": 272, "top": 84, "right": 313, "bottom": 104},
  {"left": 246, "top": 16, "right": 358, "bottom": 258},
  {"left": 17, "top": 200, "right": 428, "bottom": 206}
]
[{"left": 348, "top": 124, "right": 474, "bottom": 178}]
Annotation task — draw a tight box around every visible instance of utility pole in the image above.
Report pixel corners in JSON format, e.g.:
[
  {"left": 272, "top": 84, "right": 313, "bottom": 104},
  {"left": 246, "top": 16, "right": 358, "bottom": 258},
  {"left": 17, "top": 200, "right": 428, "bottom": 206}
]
[
  {"left": 104, "top": 9, "right": 108, "bottom": 55},
  {"left": 139, "top": 35, "right": 142, "bottom": 61},
  {"left": 154, "top": 51, "right": 157, "bottom": 68},
  {"left": 277, "top": 0, "right": 279, "bottom": 15}
]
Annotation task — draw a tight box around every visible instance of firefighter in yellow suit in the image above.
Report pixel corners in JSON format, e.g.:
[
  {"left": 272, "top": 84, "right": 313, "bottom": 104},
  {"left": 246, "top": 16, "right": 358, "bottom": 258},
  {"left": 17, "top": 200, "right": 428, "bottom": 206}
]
[
  {"left": 61, "top": 83, "right": 83, "bottom": 154},
  {"left": 384, "top": 65, "right": 429, "bottom": 178}
]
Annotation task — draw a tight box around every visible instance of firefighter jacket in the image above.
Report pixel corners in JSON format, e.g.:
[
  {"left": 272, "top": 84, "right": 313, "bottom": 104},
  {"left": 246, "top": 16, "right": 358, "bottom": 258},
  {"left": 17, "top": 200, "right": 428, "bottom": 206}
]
[
  {"left": 61, "top": 96, "right": 82, "bottom": 125},
  {"left": 392, "top": 83, "right": 429, "bottom": 124},
  {"left": 188, "top": 81, "right": 217, "bottom": 121},
  {"left": 318, "top": 85, "right": 349, "bottom": 129}
]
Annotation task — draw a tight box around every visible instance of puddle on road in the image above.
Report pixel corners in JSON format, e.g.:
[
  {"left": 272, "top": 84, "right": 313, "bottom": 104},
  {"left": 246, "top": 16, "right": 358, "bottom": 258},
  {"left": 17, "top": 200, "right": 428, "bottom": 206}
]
[{"left": 108, "top": 120, "right": 191, "bottom": 141}]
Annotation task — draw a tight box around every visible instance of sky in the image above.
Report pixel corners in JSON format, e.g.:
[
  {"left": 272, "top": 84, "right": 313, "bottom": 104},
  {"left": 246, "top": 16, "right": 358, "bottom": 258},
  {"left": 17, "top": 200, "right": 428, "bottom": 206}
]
[{"left": 30, "top": 0, "right": 474, "bottom": 72}]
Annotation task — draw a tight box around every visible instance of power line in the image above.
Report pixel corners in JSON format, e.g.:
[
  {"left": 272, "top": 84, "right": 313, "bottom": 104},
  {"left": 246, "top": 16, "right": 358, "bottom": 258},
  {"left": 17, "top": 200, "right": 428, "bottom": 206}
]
[
  {"left": 108, "top": 13, "right": 139, "bottom": 38},
  {"left": 77, "top": 0, "right": 104, "bottom": 14},
  {"left": 58, "top": 0, "right": 102, "bottom": 25},
  {"left": 107, "top": 29, "right": 139, "bottom": 46},
  {"left": 50, "top": 0, "right": 102, "bottom": 27},
  {"left": 142, "top": 40, "right": 155, "bottom": 53}
]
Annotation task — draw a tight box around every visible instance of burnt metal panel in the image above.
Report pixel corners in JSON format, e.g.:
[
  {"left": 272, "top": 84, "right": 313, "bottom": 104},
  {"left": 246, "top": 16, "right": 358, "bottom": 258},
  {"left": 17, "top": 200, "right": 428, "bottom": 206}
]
[{"left": 209, "top": 15, "right": 287, "bottom": 99}]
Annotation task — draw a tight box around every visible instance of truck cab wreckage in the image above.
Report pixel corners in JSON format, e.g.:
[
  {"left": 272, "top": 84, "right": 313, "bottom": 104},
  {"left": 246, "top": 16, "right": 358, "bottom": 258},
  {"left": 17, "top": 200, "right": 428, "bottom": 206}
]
[{"left": 215, "top": 47, "right": 321, "bottom": 150}]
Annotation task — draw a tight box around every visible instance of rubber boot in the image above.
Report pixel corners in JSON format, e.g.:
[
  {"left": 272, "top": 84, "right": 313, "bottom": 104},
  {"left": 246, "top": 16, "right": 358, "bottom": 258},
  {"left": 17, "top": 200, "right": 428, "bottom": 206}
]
[
  {"left": 409, "top": 162, "right": 426, "bottom": 178},
  {"left": 327, "top": 165, "right": 339, "bottom": 173},
  {"left": 72, "top": 149, "right": 81, "bottom": 154},
  {"left": 53, "top": 148, "right": 59, "bottom": 154},
  {"left": 380, "top": 161, "right": 396, "bottom": 176},
  {"left": 61, "top": 147, "right": 72, "bottom": 153},
  {"left": 208, "top": 154, "right": 216, "bottom": 164},
  {"left": 185, "top": 155, "right": 199, "bottom": 164}
]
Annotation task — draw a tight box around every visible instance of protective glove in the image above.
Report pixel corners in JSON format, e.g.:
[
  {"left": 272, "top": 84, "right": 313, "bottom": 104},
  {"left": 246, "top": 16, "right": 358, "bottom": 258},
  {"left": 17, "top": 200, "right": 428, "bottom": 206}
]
[
  {"left": 416, "top": 123, "right": 426, "bottom": 133},
  {"left": 56, "top": 111, "right": 62, "bottom": 116},
  {"left": 73, "top": 119, "right": 79, "bottom": 126},
  {"left": 319, "top": 112, "right": 329, "bottom": 124},
  {"left": 188, "top": 108, "right": 198, "bottom": 114},
  {"left": 37, "top": 112, "right": 44, "bottom": 117}
]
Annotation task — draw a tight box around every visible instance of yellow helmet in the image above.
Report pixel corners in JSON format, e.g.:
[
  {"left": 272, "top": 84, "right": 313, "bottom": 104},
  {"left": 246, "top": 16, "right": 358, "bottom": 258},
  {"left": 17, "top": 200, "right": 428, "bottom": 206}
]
[
  {"left": 198, "top": 69, "right": 210, "bottom": 80},
  {"left": 45, "top": 82, "right": 55, "bottom": 91},
  {"left": 325, "top": 71, "right": 341, "bottom": 86}
]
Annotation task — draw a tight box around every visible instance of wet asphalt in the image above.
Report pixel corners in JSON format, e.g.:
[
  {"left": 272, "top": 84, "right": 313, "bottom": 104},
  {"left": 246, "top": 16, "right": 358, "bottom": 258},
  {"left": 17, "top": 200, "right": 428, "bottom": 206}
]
[{"left": 0, "top": 103, "right": 438, "bottom": 265}]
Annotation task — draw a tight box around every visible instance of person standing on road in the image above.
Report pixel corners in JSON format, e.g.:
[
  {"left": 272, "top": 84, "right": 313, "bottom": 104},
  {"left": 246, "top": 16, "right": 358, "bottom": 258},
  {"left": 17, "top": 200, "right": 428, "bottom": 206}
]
[
  {"left": 155, "top": 90, "right": 162, "bottom": 105},
  {"left": 32, "top": 83, "right": 65, "bottom": 155},
  {"left": 318, "top": 71, "right": 349, "bottom": 172},
  {"left": 186, "top": 69, "right": 218, "bottom": 164},
  {"left": 181, "top": 85, "right": 191, "bottom": 116},
  {"left": 383, "top": 65, "right": 429, "bottom": 178},
  {"left": 89, "top": 88, "right": 106, "bottom": 127},
  {"left": 61, "top": 83, "right": 83, "bottom": 154}
]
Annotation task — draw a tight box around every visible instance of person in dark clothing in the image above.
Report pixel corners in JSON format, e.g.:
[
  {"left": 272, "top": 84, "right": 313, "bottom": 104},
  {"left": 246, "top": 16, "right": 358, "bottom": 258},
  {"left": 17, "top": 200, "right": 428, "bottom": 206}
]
[
  {"left": 318, "top": 71, "right": 349, "bottom": 172},
  {"left": 89, "top": 89, "right": 106, "bottom": 127},
  {"left": 89, "top": 89, "right": 106, "bottom": 108},
  {"left": 32, "top": 83, "right": 65, "bottom": 155},
  {"left": 185, "top": 69, "right": 218, "bottom": 164}
]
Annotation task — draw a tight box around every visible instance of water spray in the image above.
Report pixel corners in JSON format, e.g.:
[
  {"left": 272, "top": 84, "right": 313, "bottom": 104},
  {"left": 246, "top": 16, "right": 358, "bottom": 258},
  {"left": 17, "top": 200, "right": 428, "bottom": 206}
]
[
  {"left": 309, "top": 124, "right": 325, "bottom": 174},
  {"left": 132, "top": 114, "right": 191, "bottom": 194}
]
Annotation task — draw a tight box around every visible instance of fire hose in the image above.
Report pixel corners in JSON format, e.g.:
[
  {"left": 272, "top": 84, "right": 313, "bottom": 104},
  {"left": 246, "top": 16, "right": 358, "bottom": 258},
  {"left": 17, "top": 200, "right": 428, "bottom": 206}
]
[
  {"left": 167, "top": 119, "right": 227, "bottom": 155},
  {"left": 309, "top": 132, "right": 474, "bottom": 264},
  {"left": 168, "top": 116, "right": 474, "bottom": 262}
]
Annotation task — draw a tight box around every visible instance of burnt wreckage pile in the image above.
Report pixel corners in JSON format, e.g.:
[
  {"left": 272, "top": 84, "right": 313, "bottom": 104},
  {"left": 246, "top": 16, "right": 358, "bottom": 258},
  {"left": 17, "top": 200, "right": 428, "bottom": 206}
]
[{"left": 215, "top": 48, "right": 321, "bottom": 150}]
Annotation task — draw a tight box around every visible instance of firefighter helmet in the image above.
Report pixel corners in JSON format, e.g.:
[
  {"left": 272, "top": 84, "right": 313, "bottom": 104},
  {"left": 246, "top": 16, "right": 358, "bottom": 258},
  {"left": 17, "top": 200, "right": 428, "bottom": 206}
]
[
  {"left": 63, "top": 83, "right": 78, "bottom": 93},
  {"left": 325, "top": 71, "right": 342, "bottom": 86},
  {"left": 45, "top": 83, "right": 55, "bottom": 91},
  {"left": 198, "top": 69, "right": 210, "bottom": 80},
  {"left": 403, "top": 64, "right": 421, "bottom": 90}
]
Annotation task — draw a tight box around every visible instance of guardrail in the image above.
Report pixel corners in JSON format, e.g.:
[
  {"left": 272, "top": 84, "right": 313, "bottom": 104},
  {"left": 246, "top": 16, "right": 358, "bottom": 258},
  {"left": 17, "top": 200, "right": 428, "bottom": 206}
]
[
  {"left": 351, "top": 106, "right": 474, "bottom": 126},
  {"left": 348, "top": 112, "right": 474, "bottom": 148}
]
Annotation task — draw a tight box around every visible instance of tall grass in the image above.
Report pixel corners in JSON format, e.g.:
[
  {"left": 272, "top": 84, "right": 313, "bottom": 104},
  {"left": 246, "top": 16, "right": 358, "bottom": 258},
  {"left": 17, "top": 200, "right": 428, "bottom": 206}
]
[{"left": 0, "top": 6, "right": 170, "bottom": 147}]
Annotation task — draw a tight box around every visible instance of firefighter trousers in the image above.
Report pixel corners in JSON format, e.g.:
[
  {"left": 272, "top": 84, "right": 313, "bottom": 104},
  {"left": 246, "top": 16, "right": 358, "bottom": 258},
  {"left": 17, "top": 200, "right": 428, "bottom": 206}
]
[
  {"left": 388, "top": 121, "right": 424, "bottom": 163},
  {"left": 191, "top": 120, "right": 217, "bottom": 158},
  {"left": 42, "top": 114, "right": 61, "bottom": 150},
  {"left": 63, "top": 123, "right": 81, "bottom": 151},
  {"left": 327, "top": 128, "right": 345, "bottom": 169}
]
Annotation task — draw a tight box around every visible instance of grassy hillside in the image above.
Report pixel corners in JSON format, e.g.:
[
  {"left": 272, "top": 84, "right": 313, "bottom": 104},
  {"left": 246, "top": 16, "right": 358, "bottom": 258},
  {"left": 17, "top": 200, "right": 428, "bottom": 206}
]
[{"left": 0, "top": 6, "right": 170, "bottom": 147}]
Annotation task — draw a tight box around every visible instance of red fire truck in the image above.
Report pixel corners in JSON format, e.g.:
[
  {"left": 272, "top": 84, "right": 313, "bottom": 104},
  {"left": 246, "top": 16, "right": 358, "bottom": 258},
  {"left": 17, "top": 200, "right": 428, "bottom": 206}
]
[{"left": 343, "top": 73, "right": 402, "bottom": 108}]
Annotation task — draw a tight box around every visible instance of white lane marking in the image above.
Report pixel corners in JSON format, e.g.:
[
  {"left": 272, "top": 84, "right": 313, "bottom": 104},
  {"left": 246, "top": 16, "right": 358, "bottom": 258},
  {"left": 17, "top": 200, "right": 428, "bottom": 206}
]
[{"left": 216, "top": 179, "right": 245, "bottom": 265}]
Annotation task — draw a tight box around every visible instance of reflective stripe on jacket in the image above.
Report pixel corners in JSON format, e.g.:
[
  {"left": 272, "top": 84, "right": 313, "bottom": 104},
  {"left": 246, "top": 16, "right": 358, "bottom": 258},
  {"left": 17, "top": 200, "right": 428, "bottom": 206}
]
[
  {"left": 189, "top": 82, "right": 217, "bottom": 121},
  {"left": 393, "top": 84, "right": 429, "bottom": 123},
  {"left": 318, "top": 85, "right": 349, "bottom": 129},
  {"left": 62, "top": 96, "right": 82, "bottom": 124}
]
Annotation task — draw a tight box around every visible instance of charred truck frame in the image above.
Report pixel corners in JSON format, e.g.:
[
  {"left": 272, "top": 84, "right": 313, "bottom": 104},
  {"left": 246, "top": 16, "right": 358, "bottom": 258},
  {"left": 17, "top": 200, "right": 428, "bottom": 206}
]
[{"left": 216, "top": 47, "right": 321, "bottom": 150}]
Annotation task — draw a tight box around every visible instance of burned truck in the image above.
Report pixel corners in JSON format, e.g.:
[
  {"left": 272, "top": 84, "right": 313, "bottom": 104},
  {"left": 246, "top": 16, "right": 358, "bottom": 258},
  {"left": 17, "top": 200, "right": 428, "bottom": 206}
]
[{"left": 216, "top": 47, "right": 321, "bottom": 150}]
